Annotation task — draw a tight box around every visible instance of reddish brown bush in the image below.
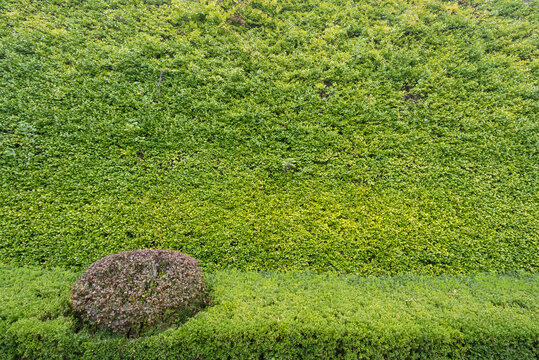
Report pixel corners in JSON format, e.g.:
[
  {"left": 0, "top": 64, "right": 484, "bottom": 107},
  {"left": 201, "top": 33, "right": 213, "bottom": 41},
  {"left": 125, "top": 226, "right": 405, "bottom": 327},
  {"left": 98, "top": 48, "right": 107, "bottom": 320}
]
[{"left": 70, "top": 249, "right": 209, "bottom": 337}]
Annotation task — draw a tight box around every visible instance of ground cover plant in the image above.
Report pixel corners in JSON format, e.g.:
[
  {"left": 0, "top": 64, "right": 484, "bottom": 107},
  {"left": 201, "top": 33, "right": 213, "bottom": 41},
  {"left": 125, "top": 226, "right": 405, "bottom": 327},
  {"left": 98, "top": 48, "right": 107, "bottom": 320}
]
[
  {"left": 1, "top": 1, "right": 538, "bottom": 358},
  {"left": 0, "top": 0, "right": 537, "bottom": 274},
  {"left": 1, "top": 266, "right": 538, "bottom": 359}
]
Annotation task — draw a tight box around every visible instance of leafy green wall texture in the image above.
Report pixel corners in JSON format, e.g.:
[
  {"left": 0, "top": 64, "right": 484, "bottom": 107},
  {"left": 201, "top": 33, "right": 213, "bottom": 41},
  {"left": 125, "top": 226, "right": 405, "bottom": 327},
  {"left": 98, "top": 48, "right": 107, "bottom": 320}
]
[{"left": 0, "top": 0, "right": 537, "bottom": 273}]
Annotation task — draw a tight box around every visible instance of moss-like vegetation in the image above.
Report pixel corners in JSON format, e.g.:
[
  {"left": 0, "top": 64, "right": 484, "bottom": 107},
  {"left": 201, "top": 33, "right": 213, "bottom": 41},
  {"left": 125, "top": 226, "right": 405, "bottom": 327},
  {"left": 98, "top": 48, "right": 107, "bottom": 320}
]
[
  {"left": 1, "top": 0, "right": 537, "bottom": 274},
  {"left": 1, "top": 266, "right": 537, "bottom": 359}
]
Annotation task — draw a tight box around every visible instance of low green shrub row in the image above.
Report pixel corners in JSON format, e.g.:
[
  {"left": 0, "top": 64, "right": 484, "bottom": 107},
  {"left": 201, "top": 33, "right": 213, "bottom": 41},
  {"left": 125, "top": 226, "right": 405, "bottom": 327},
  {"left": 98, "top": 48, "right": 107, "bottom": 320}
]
[{"left": 1, "top": 266, "right": 537, "bottom": 359}]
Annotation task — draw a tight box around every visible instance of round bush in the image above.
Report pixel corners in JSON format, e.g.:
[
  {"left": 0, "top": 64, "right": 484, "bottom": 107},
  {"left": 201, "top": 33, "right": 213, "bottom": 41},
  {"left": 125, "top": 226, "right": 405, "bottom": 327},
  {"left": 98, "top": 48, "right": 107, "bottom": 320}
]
[{"left": 70, "top": 249, "right": 209, "bottom": 337}]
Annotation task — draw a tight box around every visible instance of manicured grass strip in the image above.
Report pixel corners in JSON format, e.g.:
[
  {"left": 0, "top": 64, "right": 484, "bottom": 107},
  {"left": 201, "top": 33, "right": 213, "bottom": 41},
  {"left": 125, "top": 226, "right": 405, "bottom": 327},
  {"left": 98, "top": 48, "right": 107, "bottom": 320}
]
[{"left": 1, "top": 266, "right": 537, "bottom": 359}]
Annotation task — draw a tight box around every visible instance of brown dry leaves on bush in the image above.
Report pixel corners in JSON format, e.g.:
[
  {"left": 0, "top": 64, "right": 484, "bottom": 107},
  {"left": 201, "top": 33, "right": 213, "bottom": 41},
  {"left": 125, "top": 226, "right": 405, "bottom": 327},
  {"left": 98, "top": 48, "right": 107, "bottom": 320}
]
[{"left": 70, "top": 249, "right": 209, "bottom": 337}]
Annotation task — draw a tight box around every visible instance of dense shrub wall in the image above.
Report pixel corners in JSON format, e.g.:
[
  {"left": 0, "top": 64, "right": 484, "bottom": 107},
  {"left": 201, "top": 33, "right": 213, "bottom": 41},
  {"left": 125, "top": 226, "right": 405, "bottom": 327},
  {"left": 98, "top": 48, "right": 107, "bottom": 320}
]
[
  {"left": 1, "top": 266, "right": 537, "bottom": 359},
  {"left": 0, "top": 0, "right": 537, "bottom": 273}
]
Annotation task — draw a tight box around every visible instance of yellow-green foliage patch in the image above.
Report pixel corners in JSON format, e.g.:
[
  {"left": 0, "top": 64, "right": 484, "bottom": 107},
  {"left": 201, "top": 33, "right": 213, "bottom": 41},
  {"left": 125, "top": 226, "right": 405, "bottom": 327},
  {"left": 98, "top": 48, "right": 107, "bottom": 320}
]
[
  {"left": 1, "top": 266, "right": 537, "bottom": 359},
  {"left": 0, "top": 0, "right": 537, "bottom": 273}
]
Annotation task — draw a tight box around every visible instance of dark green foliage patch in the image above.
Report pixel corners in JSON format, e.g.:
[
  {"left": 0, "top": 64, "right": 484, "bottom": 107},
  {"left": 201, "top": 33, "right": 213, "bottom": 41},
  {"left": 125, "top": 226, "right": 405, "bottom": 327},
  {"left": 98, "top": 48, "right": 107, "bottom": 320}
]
[{"left": 0, "top": 0, "right": 537, "bottom": 273}]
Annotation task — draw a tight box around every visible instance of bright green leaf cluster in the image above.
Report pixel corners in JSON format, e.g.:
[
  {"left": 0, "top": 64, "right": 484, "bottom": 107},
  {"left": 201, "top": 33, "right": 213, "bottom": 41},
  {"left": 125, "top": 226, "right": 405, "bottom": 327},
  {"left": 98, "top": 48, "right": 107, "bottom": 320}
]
[
  {"left": 1, "top": 266, "right": 537, "bottom": 359},
  {"left": 0, "top": 0, "right": 537, "bottom": 274}
]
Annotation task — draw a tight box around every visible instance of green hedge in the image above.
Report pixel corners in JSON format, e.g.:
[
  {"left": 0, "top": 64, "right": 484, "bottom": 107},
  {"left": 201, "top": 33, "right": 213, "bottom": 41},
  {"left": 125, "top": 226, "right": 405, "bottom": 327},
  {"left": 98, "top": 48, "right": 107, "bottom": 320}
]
[
  {"left": 1, "top": 266, "right": 537, "bottom": 359},
  {"left": 0, "top": 0, "right": 537, "bottom": 274}
]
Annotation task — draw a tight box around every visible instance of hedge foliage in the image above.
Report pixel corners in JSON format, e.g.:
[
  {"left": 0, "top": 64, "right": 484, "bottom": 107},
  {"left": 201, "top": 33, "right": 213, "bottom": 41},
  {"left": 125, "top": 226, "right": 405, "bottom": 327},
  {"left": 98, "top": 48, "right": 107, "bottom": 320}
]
[
  {"left": 0, "top": 0, "right": 538, "bottom": 273},
  {"left": 1, "top": 266, "right": 537, "bottom": 359}
]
